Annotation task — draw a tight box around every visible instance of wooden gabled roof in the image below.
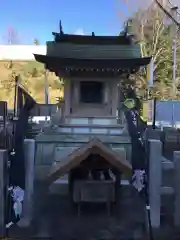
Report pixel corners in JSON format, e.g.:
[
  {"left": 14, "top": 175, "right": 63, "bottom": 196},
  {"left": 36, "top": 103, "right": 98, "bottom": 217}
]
[{"left": 46, "top": 137, "right": 132, "bottom": 186}]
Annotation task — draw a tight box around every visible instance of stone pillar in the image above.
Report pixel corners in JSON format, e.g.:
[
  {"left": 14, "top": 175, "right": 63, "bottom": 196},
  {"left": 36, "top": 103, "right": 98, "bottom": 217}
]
[
  {"left": 18, "top": 139, "right": 35, "bottom": 227},
  {"left": 174, "top": 151, "right": 180, "bottom": 227},
  {"left": 0, "top": 149, "right": 8, "bottom": 237},
  {"left": 148, "top": 139, "right": 162, "bottom": 228}
]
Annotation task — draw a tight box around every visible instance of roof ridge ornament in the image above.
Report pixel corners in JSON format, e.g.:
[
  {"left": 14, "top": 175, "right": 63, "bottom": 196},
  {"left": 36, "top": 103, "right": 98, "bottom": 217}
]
[{"left": 59, "top": 20, "right": 64, "bottom": 35}]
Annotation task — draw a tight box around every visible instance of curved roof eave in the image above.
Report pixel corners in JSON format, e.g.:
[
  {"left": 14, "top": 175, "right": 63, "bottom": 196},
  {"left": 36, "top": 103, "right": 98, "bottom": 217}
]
[{"left": 34, "top": 54, "right": 151, "bottom": 69}]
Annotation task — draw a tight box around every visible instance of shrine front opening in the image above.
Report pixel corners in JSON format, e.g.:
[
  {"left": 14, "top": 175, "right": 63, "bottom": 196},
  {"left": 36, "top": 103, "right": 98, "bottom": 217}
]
[{"left": 80, "top": 81, "right": 103, "bottom": 104}]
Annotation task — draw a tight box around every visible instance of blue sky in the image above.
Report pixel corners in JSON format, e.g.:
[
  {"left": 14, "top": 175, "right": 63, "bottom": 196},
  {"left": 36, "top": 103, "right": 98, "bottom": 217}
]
[{"left": 0, "top": 0, "right": 131, "bottom": 44}]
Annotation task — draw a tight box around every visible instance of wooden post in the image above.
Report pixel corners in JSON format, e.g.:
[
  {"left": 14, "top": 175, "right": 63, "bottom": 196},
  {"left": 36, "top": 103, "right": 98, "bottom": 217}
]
[
  {"left": 174, "top": 151, "right": 180, "bottom": 227},
  {"left": 0, "top": 149, "right": 8, "bottom": 238},
  {"left": 148, "top": 139, "right": 162, "bottom": 228}
]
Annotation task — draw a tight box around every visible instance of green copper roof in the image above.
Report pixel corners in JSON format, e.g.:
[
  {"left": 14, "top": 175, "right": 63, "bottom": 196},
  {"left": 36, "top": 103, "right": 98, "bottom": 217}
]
[{"left": 46, "top": 42, "right": 142, "bottom": 60}]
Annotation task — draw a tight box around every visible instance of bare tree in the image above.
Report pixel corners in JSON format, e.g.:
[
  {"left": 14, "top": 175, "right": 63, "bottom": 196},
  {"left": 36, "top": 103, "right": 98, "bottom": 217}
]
[
  {"left": 119, "top": 0, "right": 180, "bottom": 100},
  {"left": 154, "top": 0, "right": 180, "bottom": 28},
  {"left": 34, "top": 38, "right": 40, "bottom": 45},
  {"left": 119, "top": 0, "right": 180, "bottom": 23},
  {"left": 118, "top": 0, "right": 153, "bottom": 27},
  {"left": 3, "top": 27, "right": 20, "bottom": 45}
]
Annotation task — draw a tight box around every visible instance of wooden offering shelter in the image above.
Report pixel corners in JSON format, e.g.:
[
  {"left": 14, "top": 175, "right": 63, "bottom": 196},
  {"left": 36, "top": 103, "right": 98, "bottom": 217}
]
[{"left": 47, "top": 138, "right": 132, "bottom": 215}]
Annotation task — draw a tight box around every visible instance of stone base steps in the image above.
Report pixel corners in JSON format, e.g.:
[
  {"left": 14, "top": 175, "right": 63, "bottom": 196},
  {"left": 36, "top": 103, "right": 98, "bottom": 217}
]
[
  {"left": 65, "top": 116, "right": 119, "bottom": 126},
  {"left": 9, "top": 220, "right": 145, "bottom": 240},
  {"left": 56, "top": 123, "right": 127, "bottom": 135},
  {"left": 59, "top": 124, "right": 125, "bottom": 128},
  {"left": 9, "top": 184, "right": 146, "bottom": 240},
  {"left": 35, "top": 133, "right": 131, "bottom": 144},
  {"left": 9, "top": 223, "right": 177, "bottom": 240}
]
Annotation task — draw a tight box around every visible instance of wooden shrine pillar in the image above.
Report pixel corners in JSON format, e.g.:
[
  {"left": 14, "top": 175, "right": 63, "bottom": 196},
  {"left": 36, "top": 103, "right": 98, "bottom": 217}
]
[
  {"left": 111, "top": 80, "right": 119, "bottom": 116},
  {"left": 64, "top": 78, "right": 71, "bottom": 116}
]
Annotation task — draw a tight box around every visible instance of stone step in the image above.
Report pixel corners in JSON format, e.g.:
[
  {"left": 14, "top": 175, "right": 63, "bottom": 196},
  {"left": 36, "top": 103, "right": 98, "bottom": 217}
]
[
  {"left": 35, "top": 133, "right": 131, "bottom": 144},
  {"left": 65, "top": 116, "right": 119, "bottom": 126},
  {"left": 56, "top": 124, "right": 127, "bottom": 135},
  {"left": 9, "top": 222, "right": 144, "bottom": 240},
  {"left": 59, "top": 124, "right": 125, "bottom": 128}
]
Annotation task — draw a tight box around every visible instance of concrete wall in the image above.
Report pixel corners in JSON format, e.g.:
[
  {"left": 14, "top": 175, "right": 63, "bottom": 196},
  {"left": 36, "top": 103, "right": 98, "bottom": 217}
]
[
  {"left": 148, "top": 100, "right": 180, "bottom": 127},
  {"left": 0, "top": 45, "right": 46, "bottom": 60}
]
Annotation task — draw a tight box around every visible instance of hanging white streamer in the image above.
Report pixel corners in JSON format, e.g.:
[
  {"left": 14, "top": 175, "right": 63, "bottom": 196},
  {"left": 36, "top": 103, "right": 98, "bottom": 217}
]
[
  {"left": 12, "top": 186, "right": 24, "bottom": 218},
  {"left": 132, "top": 170, "right": 145, "bottom": 192}
]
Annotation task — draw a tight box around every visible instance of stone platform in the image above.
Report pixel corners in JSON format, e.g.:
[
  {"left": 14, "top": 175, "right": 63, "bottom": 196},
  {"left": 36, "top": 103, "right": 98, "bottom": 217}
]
[{"left": 9, "top": 185, "right": 146, "bottom": 240}]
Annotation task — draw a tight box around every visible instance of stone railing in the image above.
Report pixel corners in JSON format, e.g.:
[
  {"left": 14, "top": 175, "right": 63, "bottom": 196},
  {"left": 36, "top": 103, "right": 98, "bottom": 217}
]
[
  {"left": 0, "top": 139, "right": 35, "bottom": 237},
  {"left": 161, "top": 128, "right": 180, "bottom": 160},
  {"left": 146, "top": 128, "right": 180, "bottom": 160},
  {"left": 148, "top": 139, "right": 180, "bottom": 231},
  {"left": 0, "top": 150, "right": 8, "bottom": 237}
]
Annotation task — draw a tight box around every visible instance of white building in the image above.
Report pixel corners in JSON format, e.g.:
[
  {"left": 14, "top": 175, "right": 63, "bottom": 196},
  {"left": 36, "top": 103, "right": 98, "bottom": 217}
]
[{"left": 0, "top": 45, "right": 46, "bottom": 61}]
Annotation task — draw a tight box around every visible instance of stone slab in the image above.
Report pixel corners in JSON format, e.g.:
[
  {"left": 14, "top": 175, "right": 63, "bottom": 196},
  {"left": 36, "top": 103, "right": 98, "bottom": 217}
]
[{"left": 36, "top": 133, "right": 131, "bottom": 144}]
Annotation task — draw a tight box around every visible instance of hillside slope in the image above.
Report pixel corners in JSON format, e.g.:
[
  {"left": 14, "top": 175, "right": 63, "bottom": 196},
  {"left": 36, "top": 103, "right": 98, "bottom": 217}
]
[{"left": 0, "top": 60, "right": 64, "bottom": 108}]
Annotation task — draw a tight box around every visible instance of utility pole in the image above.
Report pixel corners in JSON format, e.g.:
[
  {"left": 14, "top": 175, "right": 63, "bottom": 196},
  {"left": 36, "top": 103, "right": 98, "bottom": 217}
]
[
  {"left": 44, "top": 69, "right": 49, "bottom": 105},
  {"left": 172, "top": 37, "right": 177, "bottom": 96},
  {"left": 171, "top": 6, "right": 178, "bottom": 127},
  {"left": 44, "top": 68, "right": 49, "bottom": 124},
  {"left": 171, "top": 6, "right": 178, "bottom": 96}
]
